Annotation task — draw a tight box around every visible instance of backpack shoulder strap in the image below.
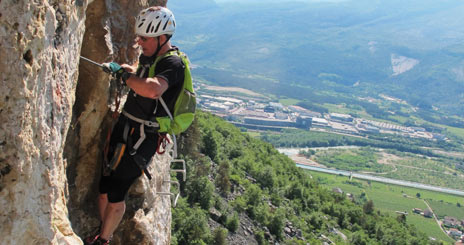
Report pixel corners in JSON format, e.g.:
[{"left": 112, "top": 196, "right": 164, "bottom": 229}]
[
  {"left": 150, "top": 50, "right": 184, "bottom": 120},
  {"left": 150, "top": 49, "right": 192, "bottom": 122},
  {"left": 148, "top": 50, "right": 181, "bottom": 78}
]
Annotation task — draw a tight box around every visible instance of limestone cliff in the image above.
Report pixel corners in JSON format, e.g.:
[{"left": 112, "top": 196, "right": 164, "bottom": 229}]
[{"left": 0, "top": 0, "right": 172, "bottom": 244}]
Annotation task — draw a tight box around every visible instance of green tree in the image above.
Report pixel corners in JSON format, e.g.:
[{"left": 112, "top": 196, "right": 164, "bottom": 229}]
[
  {"left": 187, "top": 176, "right": 214, "bottom": 210},
  {"left": 231, "top": 196, "right": 247, "bottom": 213},
  {"left": 202, "top": 130, "right": 219, "bottom": 161},
  {"left": 350, "top": 231, "right": 369, "bottom": 245},
  {"left": 308, "top": 212, "right": 324, "bottom": 230},
  {"left": 225, "top": 212, "right": 240, "bottom": 232},
  {"left": 286, "top": 182, "right": 304, "bottom": 200},
  {"left": 363, "top": 200, "right": 374, "bottom": 215},
  {"left": 216, "top": 161, "right": 231, "bottom": 194},
  {"left": 255, "top": 230, "right": 267, "bottom": 245},
  {"left": 245, "top": 184, "right": 262, "bottom": 207},
  {"left": 257, "top": 166, "right": 276, "bottom": 190},
  {"left": 396, "top": 214, "right": 407, "bottom": 224},
  {"left": 172, "top": 201, "right": 210, "bottom": 245},
  {"left": 270, "top": 190, "right": 283, "bottom": 206},
  {"left": 212, "top": 227, "right": 228, "bottom": 245},
  {"left": 268, "top": 209, "right": 285, "bottom": 241}
]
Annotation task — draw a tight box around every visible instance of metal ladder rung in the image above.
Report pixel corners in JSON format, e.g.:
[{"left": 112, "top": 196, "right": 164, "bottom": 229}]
[
  {"left": 157, "top": 191, "right": 180, "bottom": 207},
  {"left": 156, "top": 137, "right": 185, "bottom": 207},
  {"left": 156, "top": 180, "right": 181, "bottom": 207},
  {"left": 170, "top": 159, "right": 186, "bottom": 181},
  {"left": 171, "top": 170, "right": 186, "bottom": 181},
  {"left": 164, "top": 180, "right": 179, "bottom": 188},
  {"left": 157, "top": 192, "right": 174, "bottom": 196}
]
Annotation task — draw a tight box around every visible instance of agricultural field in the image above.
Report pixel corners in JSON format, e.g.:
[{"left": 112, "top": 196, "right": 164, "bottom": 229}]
[
  {"left": 426, "top": 199, "right": 464, "bottom": 220},
  {"left": 311, "top": 147, "right": 464, "bottom": 190},
  {"left": 407, "top": 214, "right": 452, "bottom": 243},
  {"left": 447, "top": 126, "right": 464, "bottom": 139},
  {"left": 278, "top": 98, "right": 301, "bottom": 106},
  {"left": 311, "top": 171, "right": 460, "bottom": 243},
  {"left": 245, "top": 131, "right": 261, "bottom": 138},
  {"left": 313, "top": 148, "right": 394, "bottom": 173}
]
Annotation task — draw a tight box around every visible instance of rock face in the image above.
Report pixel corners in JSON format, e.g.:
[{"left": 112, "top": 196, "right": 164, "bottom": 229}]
[
  {"left": 0, "top": 0, "right": 172, "bottom": 244},
  {"left": 0, "top": 1, "right": 87, "bottom": 244}
]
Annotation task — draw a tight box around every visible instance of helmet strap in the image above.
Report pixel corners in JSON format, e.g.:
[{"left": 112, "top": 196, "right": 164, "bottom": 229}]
[
  {"left": 140, "top": 35, "right": 173, "bottom": 65},
  {"left": 153, "top": 35, "right": 172, "bottom": 59}
]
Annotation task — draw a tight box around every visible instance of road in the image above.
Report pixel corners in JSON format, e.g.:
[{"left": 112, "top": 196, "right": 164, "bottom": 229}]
[
  {"left": 422, "top": 200, "right": 453, "bottom": 240},
  {"left": 296, "top": 164, "right": 464, "bottom": 197}
]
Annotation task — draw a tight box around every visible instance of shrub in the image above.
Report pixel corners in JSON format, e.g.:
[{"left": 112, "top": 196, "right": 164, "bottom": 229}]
[
  {"left": 268, "top": 209, "right": 285, "bottom": 241},
  {"left": 231, "top": 196, "right": 247, "bottom": 213},
  {"left": 363, "top": 200, "right": 374, "bottom": 215},
  {"left": 225, "top": 212, "right": 240, "bottom": 232},
  {"left": 212, "top": 227, "right": 228, "bottom": 245},
  {"left": 216, "top": 161, "right": 231, "bottom": 194},
  {"left": 255, "top": 230, "right": 267, "bottom": 245},
  {"left": 173, "top": 203, "right": 210, "bottom": 244},
  {"left": 187, "top": 176, "right": 214, "bottom": 210}
]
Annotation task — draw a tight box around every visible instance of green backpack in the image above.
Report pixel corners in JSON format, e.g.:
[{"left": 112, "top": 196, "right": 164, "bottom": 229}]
[{"left": 148, "top": 49, "right": 196, "bottom": 135}]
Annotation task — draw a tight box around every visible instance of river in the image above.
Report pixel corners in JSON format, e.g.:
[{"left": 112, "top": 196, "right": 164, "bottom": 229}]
[
  {"left": 277, "top": 146, "right": 360, "bottom": 156},
  {"left": 296, "top": 164, "right": 464, "bottom": 196},
  {"left": 277, "top": 148, "right": 464, "bottom": 196}
]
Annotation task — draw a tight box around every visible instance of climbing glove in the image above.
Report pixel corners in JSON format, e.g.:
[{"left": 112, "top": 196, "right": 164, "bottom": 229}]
[{"left": 102, "top": 62, "right": 131, "bottom": 85}]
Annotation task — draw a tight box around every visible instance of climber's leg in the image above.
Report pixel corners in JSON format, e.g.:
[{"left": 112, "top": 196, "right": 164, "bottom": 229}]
[{"left": 99, "top": 201, "right": 126, "bottom": 240}]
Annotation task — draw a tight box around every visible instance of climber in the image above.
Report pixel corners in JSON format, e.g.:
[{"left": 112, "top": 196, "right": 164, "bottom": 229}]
[{"left": 84, "top": 6, "right": 186, "bottom": 245}]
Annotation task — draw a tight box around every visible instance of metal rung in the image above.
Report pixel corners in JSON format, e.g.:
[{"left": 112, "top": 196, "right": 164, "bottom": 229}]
[
  {"left": 170, "top": 159, "right": 186, "bottom": 181},
  {"left": 173, "top": 193, "right": 180, "bottom": 206},
  {"left": 164, "top": 180, "right": 179, "bottom": 187},
  {"left": 171, "top": 170, "right": 186, "bottom": 181},
  {"left": 156, "top": 191, "right": 180, "bottom": 207},
  {"left": 165, "top": 180, "right": 179, "bottom": 207},
  {"left": 157, "top": 192, "right": 173, "bottom": 196},
  {"left": 156, "top": 180, "right": 181, "bottom": 207},
  {"left": 171, "top": 159, "right": 186, "bottom": 165}
]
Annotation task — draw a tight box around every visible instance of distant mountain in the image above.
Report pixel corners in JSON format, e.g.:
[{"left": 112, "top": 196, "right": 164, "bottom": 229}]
[
  {"left": 168, "top": 0, "right": 218, "bottom": 13},
  {"left": 170, "top": 0, "right": 464, "bottom": 115}
]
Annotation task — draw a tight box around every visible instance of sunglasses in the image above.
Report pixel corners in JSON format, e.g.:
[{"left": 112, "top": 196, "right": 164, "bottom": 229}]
[{"left": 137, "top": 36, "right": 150, "bottom": 42}]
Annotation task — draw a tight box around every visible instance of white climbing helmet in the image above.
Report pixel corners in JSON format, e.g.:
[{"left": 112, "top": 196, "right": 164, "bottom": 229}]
[{"left": 135, "top": 7, "right": 176, "bottom": 38}]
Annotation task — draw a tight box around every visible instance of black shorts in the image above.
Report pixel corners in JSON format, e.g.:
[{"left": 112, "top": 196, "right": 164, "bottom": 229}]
[{"left": 99, "top": 115, "right": 160, "bottom": 203}]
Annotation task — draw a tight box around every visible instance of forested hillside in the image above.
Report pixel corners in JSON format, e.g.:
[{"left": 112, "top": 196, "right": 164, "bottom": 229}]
[{"left": 171, "top": 111, "right": 434, "bottom": 244}]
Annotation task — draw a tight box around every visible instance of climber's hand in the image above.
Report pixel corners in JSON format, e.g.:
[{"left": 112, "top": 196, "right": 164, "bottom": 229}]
[
  {"left": 102, "top": 62, "right": 123, "bottom": 74},
  {"left": 103, "top": 62, "right": 131, "bottom": 85},
  {"left": 121, "top": 64, "right": 137, "bottom": 73}
]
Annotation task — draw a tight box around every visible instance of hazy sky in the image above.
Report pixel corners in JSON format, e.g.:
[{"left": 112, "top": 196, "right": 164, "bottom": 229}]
[{"left": 214, "top": 0, "right": 349, "bottom": 3}]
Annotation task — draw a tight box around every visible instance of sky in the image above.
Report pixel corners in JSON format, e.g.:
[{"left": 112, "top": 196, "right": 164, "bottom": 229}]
[{"left": 214, "top": 0, "right": 349, "bottom": 3}]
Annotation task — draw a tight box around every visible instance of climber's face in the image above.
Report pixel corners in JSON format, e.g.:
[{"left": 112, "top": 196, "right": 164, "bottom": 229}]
[{"left": 136, "top": 35, "right": 158, "bottom": 56}]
